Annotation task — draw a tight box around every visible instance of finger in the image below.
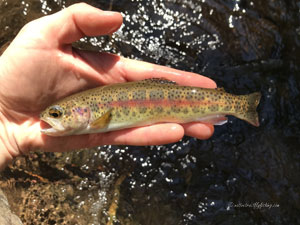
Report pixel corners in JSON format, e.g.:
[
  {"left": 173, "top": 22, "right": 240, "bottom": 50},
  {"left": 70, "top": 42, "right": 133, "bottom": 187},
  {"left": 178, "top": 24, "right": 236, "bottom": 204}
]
[
  {"left": 23, "top": 3, "right": 123, "bottom": 45},
  {"left": 182, "top": 122, "right": 214, "bottom": 140},
  {"left": 58, "top": 3, "right": 123, "bottom": 44},
  {"left": 98, "top": 123, "right": 185, "bottom": 146},
  {"left": 40, "top": 123, "right": 185, "bottom": 151},
  {"left": 72, "top": 52, "right": 217, "bottom": 88},
  {"left": 116, "top": 57, "right": 217, "bottom": 88}
]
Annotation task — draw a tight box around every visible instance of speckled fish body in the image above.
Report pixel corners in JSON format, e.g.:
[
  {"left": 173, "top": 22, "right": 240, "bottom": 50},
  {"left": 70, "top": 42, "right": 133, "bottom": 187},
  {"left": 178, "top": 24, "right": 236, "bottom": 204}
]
[{"left": 40, "top": 78, "right": 261, "bottom": 136}]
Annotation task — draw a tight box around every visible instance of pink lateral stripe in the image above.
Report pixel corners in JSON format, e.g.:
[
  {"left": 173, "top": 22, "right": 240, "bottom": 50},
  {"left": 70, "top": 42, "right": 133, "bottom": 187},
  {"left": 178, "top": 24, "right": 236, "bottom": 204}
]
[{"left": 97, "top": 99, "right": 225, "bottom": 108}]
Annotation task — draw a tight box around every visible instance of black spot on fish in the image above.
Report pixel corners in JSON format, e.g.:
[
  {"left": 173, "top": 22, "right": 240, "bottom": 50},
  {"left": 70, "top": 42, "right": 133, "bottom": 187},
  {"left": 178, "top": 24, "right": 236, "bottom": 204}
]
[
  {"left": 101, "top": 95, "right": 113, "bottom": 103},
  {"left": 183, "top": 108, "right": 189, "bottom": 114},
  {"left": 133, "top": 90, "right": 146, "bottom": 100},
  {"left": 117, "top": 91, "right": 129, "bottom": 101},
  {"left": 149, "top": 109, "right": 155, "bottom": 115},
  {"left": 168, "top": 90, "right": 178, "bottom": 100},
  {"left": 139, "top": 107, "right": 147, "bottom": 114},
  {"left": 192, "top": 107, "right": 200, "bottom": 113},
  {"left": 122, "top": 107, "right": 130, "bottom": 116},
  {"left": 171, "top": 106, "right": 181, "bottom": 113},
  {"left": 149, "top": 90, "right": 164, "bottom": 100},
  {"left": 223, "top": 105, "right": 231, "bottom": 111},
  {"left": 115, "top": 111, "right": 121, "bottom": 118},
  {"left": 185, "top": 93, "right": 193, "bottom": 100},
  {"left": 155, "top": 106, "right": 164, "bottom": 113}
]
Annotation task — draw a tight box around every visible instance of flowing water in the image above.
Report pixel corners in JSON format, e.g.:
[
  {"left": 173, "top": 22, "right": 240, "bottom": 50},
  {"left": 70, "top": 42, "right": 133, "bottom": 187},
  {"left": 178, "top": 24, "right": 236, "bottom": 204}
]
[{"left": 0, "top": 0, "right": 299, "bottom": 224}]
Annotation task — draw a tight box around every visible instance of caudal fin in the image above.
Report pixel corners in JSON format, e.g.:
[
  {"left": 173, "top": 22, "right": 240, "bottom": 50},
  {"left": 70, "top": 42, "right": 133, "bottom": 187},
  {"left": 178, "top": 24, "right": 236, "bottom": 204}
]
[{"left": 239, "top": 92, "right": 261, "bottom": 127}]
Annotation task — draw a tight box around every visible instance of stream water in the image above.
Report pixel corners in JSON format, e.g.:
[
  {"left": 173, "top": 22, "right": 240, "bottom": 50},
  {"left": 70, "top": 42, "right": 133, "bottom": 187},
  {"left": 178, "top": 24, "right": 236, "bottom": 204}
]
[{"left": 0, "top": 0, "right": 299, "bottom": 224}]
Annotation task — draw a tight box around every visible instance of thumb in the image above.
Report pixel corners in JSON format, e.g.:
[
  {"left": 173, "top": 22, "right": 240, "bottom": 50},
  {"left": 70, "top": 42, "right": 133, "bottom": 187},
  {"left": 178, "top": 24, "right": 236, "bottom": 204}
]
[{"left": 19, "top": 3, "right": 123, "bottom": 45}]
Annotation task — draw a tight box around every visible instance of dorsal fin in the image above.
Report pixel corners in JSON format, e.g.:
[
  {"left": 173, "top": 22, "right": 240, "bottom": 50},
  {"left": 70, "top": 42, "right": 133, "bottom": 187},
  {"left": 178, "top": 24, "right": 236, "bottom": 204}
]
[
  {"left": 141, "top": 78, "right": 178, "bottom": 85},
  {"left": 216, "top": 87, "right": 226, "bottom": 92}
]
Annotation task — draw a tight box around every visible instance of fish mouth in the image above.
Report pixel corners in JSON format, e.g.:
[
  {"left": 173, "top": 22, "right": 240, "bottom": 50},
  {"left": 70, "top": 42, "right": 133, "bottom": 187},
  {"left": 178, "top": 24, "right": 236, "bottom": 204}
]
[{"left": 40, "top": 117, "right": 66, "bottom": 136}]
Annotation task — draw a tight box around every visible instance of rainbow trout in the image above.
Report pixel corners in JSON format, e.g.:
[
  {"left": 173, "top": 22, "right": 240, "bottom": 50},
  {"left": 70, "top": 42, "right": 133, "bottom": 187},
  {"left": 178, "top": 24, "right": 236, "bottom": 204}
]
[{"left": 40, "top": 78, "right": 261, "bottom": 136}]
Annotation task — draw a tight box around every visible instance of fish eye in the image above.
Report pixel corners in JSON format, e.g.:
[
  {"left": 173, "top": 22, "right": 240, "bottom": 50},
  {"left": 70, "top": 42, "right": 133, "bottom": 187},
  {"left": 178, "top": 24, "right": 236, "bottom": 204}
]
[{"left": 49, "top": 106, "right": 63, "bottom": 118}]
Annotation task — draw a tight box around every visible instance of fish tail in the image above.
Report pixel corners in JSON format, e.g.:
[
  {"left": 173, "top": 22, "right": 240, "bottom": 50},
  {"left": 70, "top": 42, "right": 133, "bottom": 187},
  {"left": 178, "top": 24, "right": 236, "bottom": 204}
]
[{"left": 236, "top": 92, "right": 261, "bottom": 127}]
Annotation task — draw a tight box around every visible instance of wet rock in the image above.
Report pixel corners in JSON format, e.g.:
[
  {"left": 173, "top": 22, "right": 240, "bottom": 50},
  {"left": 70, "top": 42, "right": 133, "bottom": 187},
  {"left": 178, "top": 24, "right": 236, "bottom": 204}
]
[{"left": 0, "top": 188, "right": 23, "bottom": 225}]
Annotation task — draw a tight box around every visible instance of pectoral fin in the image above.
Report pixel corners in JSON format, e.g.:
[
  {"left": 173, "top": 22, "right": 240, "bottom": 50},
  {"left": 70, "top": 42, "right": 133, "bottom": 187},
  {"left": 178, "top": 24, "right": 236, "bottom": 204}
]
[{"left": 90, "top": 109, "right": 113, "bottom": 129}]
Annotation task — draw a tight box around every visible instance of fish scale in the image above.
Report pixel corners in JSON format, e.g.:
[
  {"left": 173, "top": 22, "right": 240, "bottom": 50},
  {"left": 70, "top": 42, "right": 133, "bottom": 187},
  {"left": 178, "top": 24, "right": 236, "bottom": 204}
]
[{"left": 40, "top": 78, "right": 261, "bottom": 136}]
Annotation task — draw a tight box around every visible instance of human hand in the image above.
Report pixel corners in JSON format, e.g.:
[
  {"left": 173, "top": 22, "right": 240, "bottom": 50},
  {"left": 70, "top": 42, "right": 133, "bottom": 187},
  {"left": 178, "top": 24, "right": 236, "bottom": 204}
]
[{"left": 0, "top": 3, "right": 216, "bottom": 169}]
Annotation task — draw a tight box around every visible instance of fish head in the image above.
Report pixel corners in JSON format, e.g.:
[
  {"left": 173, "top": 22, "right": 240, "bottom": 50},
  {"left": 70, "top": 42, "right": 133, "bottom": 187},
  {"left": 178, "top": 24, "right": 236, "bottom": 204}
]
[{"left": 40, "top": 101, "right": 91, "bottom": 136}]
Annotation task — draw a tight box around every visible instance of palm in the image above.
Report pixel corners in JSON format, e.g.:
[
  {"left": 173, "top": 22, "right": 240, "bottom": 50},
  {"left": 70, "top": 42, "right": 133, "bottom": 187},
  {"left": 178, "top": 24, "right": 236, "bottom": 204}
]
[
  {"left": 1, "top": 38, "right": 105, "bottom": 114},
  {"left": 0, "top": 3, "right": 216, "bottom": 156}
]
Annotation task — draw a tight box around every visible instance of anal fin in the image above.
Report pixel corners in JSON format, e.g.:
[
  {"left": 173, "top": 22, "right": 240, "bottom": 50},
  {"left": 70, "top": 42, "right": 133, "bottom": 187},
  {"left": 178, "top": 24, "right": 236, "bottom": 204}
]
[{"left": 199, "top": 115, "right": 228, "bottom": 125}]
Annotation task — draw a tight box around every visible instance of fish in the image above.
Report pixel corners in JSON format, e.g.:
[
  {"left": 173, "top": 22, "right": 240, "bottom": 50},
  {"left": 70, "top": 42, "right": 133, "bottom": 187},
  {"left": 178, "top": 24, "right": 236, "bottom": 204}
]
[{"left": 40, "top": 78, "right": 261, "bottom": 136}]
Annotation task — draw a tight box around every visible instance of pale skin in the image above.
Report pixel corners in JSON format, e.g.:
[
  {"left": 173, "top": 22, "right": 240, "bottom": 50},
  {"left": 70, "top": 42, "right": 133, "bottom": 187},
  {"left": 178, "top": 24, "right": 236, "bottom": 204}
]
[{"left": 0, "top": 3, "right": 216, "bottom": 170}]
